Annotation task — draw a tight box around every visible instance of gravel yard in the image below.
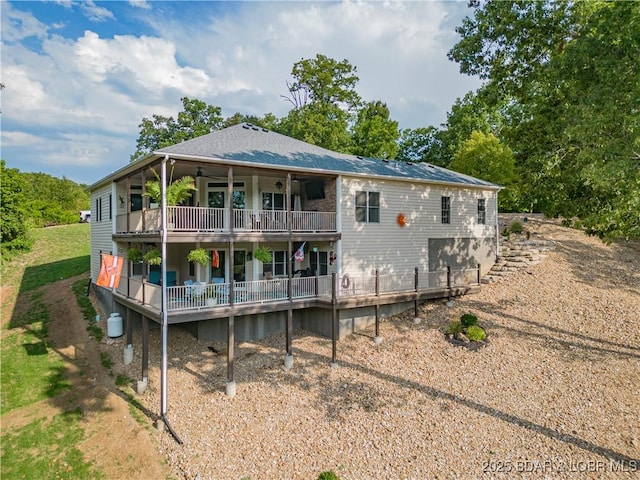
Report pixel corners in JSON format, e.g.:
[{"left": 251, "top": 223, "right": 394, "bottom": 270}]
[{"left": 117, "top": 218, "right": 640, "bottom": 479}]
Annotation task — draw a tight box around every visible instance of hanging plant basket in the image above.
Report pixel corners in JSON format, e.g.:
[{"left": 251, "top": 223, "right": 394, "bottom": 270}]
[
  {"left": 127, "top": 247, "right": 143, "bottom": 263},
  {"left": 143, "top": 249, "right": 162, "bottom": 266},
  {"left": 187, "top": 248, "right": 210, "bottom": 266}
]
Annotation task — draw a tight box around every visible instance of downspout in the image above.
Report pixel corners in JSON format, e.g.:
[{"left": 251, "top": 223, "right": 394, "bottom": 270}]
[{"left": 160, "top": 155, "right": 183, "bottom": 445}]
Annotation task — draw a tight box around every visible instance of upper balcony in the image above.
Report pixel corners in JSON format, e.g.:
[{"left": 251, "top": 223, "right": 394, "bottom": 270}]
[{"left": 115, "top": 206, "right": 337, "bottom": 235}]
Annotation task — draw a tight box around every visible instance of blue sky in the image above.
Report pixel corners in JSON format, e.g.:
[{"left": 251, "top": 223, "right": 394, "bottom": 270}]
[{"left": 1, "top": 0, "right": 480, "bottom": 185}]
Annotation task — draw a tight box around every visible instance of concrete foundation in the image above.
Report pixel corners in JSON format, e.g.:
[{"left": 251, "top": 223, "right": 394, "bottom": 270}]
[{"left": 123, "top": 344, "right": 134, "bottom": 365}]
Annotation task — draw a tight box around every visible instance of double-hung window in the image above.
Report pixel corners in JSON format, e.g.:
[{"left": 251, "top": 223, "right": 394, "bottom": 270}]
[
  {"left": 441, "top": 196, "right": 451, "bottom": 224},
  {"left": 271, "top": 251, "right": 287, "bottom": 276},
  {"left": 477, "top": 199, "right": 486, "bottom": 225},
  {"left": 356, "top": 191, "right": 380, "bottom": 223}
]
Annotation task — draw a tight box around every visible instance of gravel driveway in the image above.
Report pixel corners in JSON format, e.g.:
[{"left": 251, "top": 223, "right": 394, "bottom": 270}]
[{"left": 118, "top": 218, "right": 640, "bottom": 479}]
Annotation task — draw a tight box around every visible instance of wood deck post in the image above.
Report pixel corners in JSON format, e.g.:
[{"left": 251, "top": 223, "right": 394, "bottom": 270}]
[
  {"left": 374, "top": 269, "right": 380, "bottom": 338},
  {"left": 125, "top": 307, "right": 133, "bottom": 346},
  {"left": 414, "top": 267, "right": 419, "bottom": 318},
  {"left": 227, "top": 314, "right": 234, "bottom": 382},
  {"left": 477, "top": 263, "right": 481, "bottom": 285},
  {"left": 142, "top": 315, "right": 149, "bottom": 381},
  {"left": 331, "top": 273, "right": 337, "bottom": 365}
]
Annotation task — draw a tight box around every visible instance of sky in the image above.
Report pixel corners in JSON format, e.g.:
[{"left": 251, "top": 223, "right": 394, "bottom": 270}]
[{"left": 1, "top": 0, "right": 481, "bottom": 185}]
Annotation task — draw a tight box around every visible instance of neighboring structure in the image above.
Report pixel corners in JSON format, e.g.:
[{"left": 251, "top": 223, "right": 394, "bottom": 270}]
[{"left": 89, "top": 123, "right": 500, "bottom": 406}]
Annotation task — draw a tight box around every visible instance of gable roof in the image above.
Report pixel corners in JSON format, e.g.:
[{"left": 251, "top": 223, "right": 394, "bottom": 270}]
[{"left": 155, "top": 123, "right": 500, "bottom": 189}]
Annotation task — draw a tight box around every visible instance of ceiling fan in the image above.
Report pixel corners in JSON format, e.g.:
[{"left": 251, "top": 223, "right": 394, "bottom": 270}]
[{"left": 195, "top": 167, "right": 222, "bottom": 179}]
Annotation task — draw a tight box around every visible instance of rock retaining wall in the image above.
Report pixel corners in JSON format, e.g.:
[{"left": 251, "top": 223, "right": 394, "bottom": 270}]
[{"left": 483, "top": 215, "right": 556, "bottom": 283}]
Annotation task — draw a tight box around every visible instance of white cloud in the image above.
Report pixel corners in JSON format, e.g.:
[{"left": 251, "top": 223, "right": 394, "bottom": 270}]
[
  {"left": 128, "top": 0, "right": 152, "bottom": 10},
  {"left": 79, "top": 0, "right": 115, "bottom": 22},
  {"left": 1, "top": 1, "right": 49, "bottom": 42},
  {"left": 2, "top": 0, "right": 480, "bottom": 183}
]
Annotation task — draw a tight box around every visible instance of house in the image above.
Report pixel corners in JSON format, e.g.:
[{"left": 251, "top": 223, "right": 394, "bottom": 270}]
[{"left": 89, "top": 122, "right": 500, "bottom": 403}]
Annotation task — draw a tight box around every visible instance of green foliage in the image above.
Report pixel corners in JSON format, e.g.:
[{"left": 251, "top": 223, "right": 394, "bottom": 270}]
[
  {"left": 0, "top": 160, "right": 33, "bottom": 257},
  {"left": 466, "top": 325, "right": 487, "bottom": 342},
  {"left": 1, "top": 408, "right": 105, "bottom": 480},
  {"left": 317, "top": 471, "right": 339, "bottom": 480},
  {"left": 143, "top": 167, "right": 196, "bottom": 206},
  {"left": 127, "top": 247, "right": 143, "bottom": 263},
  {"left": 131, "top": 97, "right": 224, "bottom": 161},
  {"left": 187, "top": 248, "right": 210, "bottom": 266},
  {"left": 509, "top": 221, "right": 524, "bottom": 234},
  {"left": 253, "top": 245, "right": 272, "bottom": 263},
  {"left": 143, "top": 249, "right": 162, "bottom": 266},
  {"left": 351, "top": 100, "right": 399, "bottom": 159},
  {"left": 22, "top": 172, "right": 90, "bottom": 227},
  {"left": 396, "top": 127, "right": 442, "bottom": 164},
  {"left": 277, "top": 54, "right": 361, "bottom": 153},
  {"left": 446, "top": 321, "right": 463, "bottom": 336},
  {"left": 450, "top": 131, "right": 520, "bottom": 211},
  {"left": 460, "top": 313, "right": 478, "bottom": 328},
  {"left": 449, "top": 1, "right": 640, "bottom": 240},
  {"left": 286, "top": 54, "right": 361, "bottom": 112},
  {"left": 100, "top": 352, "right": 114, "bottom": 370}
]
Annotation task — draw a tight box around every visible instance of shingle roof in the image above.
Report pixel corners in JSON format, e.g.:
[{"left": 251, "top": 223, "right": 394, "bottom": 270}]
[{"left": 155, "top": 123, "right": 500, "bottom": 189}]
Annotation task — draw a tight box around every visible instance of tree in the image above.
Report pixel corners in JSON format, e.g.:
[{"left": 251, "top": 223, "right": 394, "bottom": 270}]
[
  {"left": 450, "top": 131, "right": 520, "bottom": 211},
  {"left": 351, "top": 101, "right": 399, "bottom": 159},
  {"left": 277, "top": 54, "right": 361, "bottom": 153},
  {"left": 283, "top": 54, "right": 361, "bottom": 112},
  {"left": 0, "top": 161, "right": 33, "bottom": 256},
  {"left": 396, "top": 127, "right": 444, "bottom": 165},
  {"left": 449, "top": 0, "right": 640, "bottom": 239},
  {"left": 131, "top": 97, "right": 224, "bottom": 161}
]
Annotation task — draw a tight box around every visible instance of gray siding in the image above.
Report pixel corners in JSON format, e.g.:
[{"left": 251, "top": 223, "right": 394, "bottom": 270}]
[
  {"left": 339, "top": 177, "right": 497, "bottom": 277},
  {"left": 90, "top": 184, "right": 115, "bottom": 281}
]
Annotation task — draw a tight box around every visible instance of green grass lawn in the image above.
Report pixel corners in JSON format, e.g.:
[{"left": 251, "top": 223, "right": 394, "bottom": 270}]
[{"left": 0, "top": 223, "right": 104, "bottom": 479}]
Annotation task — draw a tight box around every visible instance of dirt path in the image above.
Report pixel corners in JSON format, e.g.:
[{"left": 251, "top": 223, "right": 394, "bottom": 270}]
[{"left": 2, "top": 275, "right": 173, "bottom": 479}]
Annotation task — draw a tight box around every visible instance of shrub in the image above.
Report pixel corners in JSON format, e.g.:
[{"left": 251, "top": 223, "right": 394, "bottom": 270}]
[
  {"left": 509, "top": 220, "right": 524, "bottom": 234},
  {"left": 460, "top": 313, "right": 478, "bottom": 327},
  {"left": 318, "top": 472, "right": 339, "bottom": 480},
  {"left": 446, "top": 321, "right": 463, "bottom": 335},
  {"left": 466, "top": 325, "right": 487, "bottom": 342}
]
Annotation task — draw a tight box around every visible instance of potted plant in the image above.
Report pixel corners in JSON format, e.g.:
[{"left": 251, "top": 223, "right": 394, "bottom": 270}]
[
  {"left": 143, "top": 167, "right": 197, "bottom": 206},
  {"left": 253, "top": 245, "right": 272, "bottom": 264},
  {"left": 143, "top": 248, "right": 162, "bottom": 266},
  {"left": 143, "top": 166, "right": 197, "bottom": 229},
  {"left": 127, "top": 247, "right": 143, "bottom": 263},
  {"left": 187, "top": 248, "right": 210, "bottom": 266}
]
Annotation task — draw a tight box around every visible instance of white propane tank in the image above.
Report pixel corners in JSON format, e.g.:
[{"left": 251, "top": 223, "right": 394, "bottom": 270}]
[{"left": 107, "top": 313, "right": 123, "bottom": 338}]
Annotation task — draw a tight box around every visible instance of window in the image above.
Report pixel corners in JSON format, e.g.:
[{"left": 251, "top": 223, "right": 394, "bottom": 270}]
[
  {"left": 263, "top": 192, "right": 285, "bottom": 211},
  {"left": 477, "top": 199, "right": 486, "bottom": 225},
  {"left": 441, "top": 196, "right": 450, "bottom": 224},
  {"left": 355, "top": 191, "right": 380, "bottom": 223},
  {"left": 271, "top": 250, "right": 288, "bottom": 276},
  {"left": 96, "top": 197, "right": 102, "bottom": 222}
]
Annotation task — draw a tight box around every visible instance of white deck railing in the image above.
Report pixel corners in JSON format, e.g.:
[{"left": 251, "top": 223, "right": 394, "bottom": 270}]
[
  {"left": 118, "top": 207, "right": 336, "bottom": 233},
  {"left": 115, "top": 266, "right": 480, "bottom": 313}
]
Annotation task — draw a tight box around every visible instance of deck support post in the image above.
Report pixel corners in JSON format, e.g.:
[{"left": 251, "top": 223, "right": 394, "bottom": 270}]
[
  {"left": 138, "top": 315, "right": 149, "bottom": 394},
  {"left": 446, "top": 265, "right": 454, "bottom": 307},
  {"left": 330, "top": 273, "right": 338, "bottom": 367},
  {"left": 123, "top": 307, "right": 134, "bottom": 365},
  {"left": 413, "top": 267, "right": 421, "bottom": 324},
  {"left": 226, "top": 314, "right": 236, "bottom": 397},
  {"left": 286, "top": 240, "right": 293, "bottom": 361},
  {"left": 374, "top": 269, "right": 382, "bottom": 344}
]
